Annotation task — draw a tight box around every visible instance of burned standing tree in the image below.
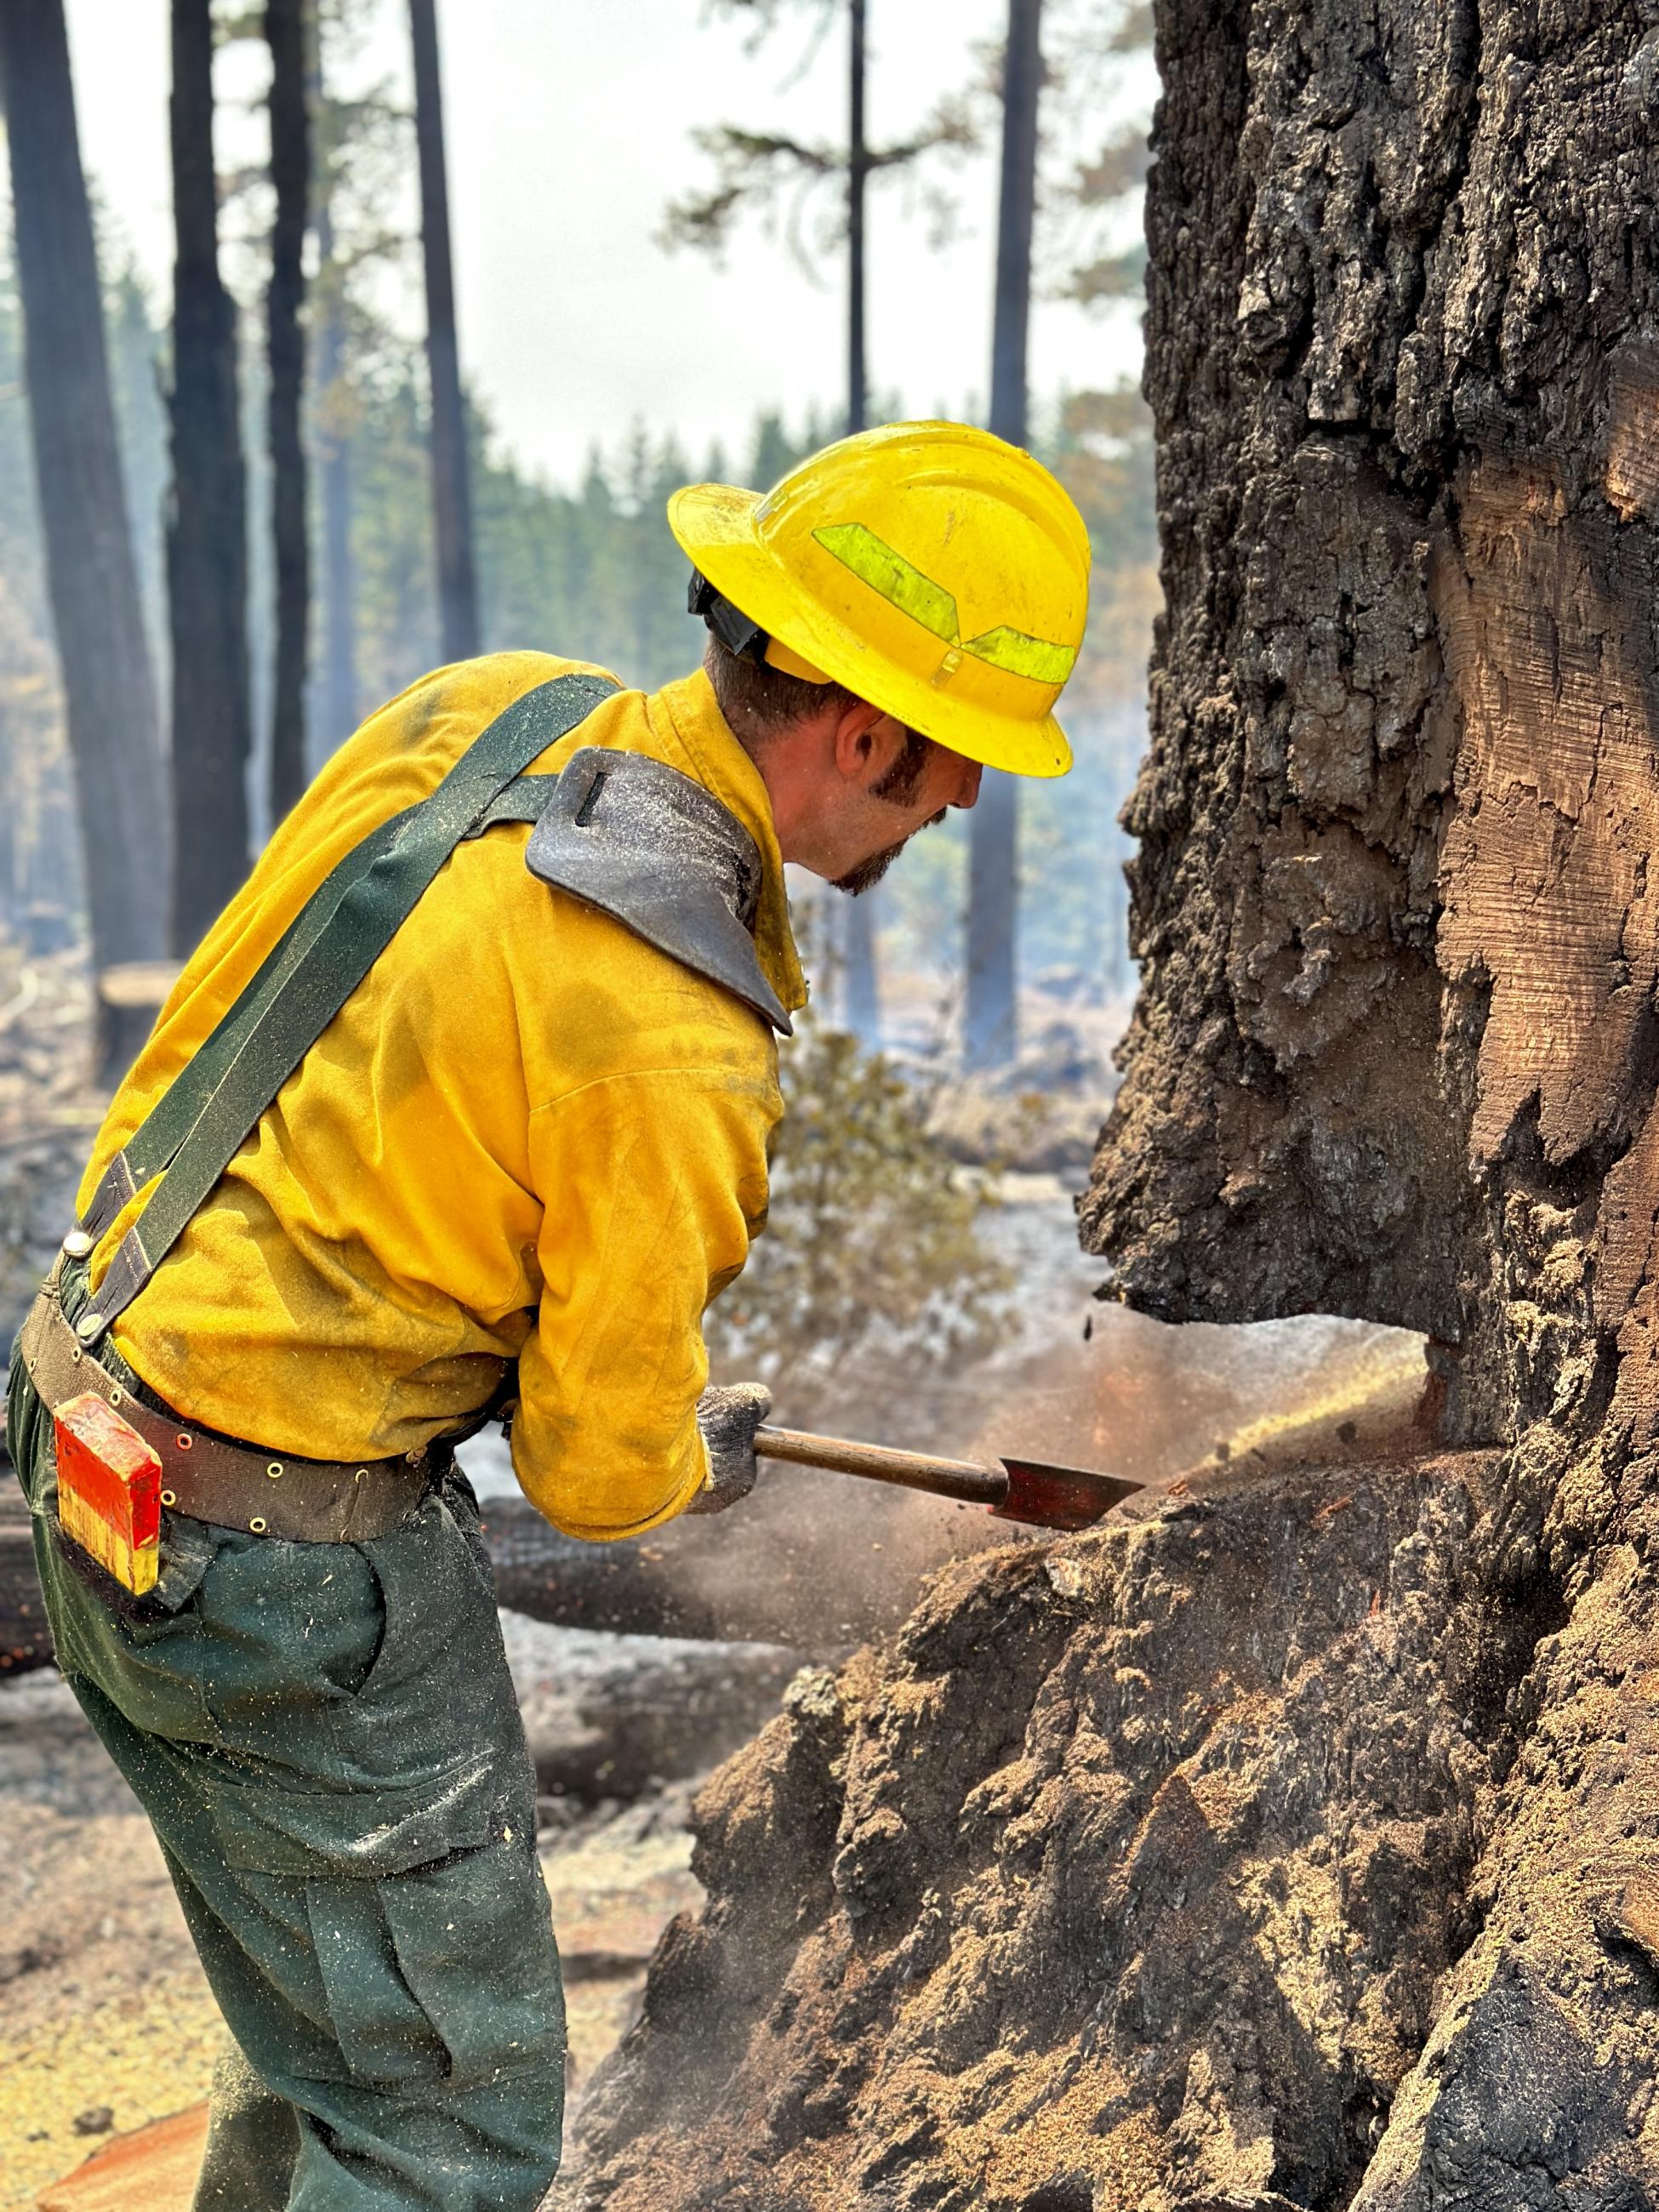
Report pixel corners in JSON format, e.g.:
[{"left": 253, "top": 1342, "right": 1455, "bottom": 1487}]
[
  {"left": 408, "top": 0, "right": 479, "bottom": 664},
  {"left": 841, "top": 0, "right": 880, "bottom": 1043},
  {"left": 168, "top": 0, "right": 254, "bottom": 955},
  {"left": 305, "top": 0, "right": 415, "bottom": 766},
  {"left": 663, "top": 0, "right": 971, "bottom": 1046},
  {"left": 556, "top": 6, "right": 1659, "bottom": 2208},
  {"left": 962, "top": 0, "right": 1043, "bottom": 1073},
  {"left": 311, "top": 185, "right": 356, "bottom": 762},
  {"left": 265, "top": 0, "right": 311, "bottom": 820},
  {"left": 0, "top": 0, "right": 169, "bottom": 1035}
]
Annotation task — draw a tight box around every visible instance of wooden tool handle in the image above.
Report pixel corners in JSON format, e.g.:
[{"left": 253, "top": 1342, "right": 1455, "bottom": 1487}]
[{"left": 753, "top": 1424, "right": 1007, "bottom": 1508}]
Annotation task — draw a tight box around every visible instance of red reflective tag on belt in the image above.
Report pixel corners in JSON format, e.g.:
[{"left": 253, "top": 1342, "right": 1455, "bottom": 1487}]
[{"left": 54, "top": 1391, "right": 162, "bottom": 1595}]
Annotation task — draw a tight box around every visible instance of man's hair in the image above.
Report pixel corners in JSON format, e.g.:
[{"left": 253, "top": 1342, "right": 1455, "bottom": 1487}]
[
  {"left": 704, "top": 633, "right": 937, "bottom": 803},
  {"left": 704, "top": 633, "right": 859, "bottom": 737}
]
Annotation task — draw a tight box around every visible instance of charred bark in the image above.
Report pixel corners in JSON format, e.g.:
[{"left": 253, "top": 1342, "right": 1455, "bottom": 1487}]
[
  {"left": 408, "top": 0, "right": 479, "bottom": 664},
  {"left": 168, "top": 0, "right": 254, "bottom": 955},
  {"left": 265, "top": 0, "right": 311, "bottom": 823},
  {"left": 0, "top": 0, "right": 168, "bottom": 993}
]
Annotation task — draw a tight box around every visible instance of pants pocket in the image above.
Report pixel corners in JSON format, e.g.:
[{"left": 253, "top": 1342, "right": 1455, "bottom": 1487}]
[{"left": 305, "top": 1839, "right": 565, "bottom": 2093}]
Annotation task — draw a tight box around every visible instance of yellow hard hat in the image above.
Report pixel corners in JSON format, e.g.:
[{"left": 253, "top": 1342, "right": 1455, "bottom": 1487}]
[{"left": 667, "top": 419, "right": 1090, "bottom": 778}]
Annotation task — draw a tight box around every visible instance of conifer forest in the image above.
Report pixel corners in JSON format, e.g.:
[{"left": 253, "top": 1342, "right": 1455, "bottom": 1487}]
[{"left": 3, "top": 2, "right": 1656, "bottom": 2207}]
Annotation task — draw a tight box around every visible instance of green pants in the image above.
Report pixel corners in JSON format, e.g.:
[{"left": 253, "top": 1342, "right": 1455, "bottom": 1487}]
[{"left": 7, "top": 1297, "right": 565, "bottom": 2212}]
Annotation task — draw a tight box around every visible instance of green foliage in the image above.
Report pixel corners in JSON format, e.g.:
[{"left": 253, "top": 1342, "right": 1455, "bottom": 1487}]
[{"left": 704, "top": 1012, "right": 1009, "bottom": 1411}]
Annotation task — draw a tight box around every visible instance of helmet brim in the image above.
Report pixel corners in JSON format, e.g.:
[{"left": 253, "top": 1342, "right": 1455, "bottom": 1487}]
[{"left": 669, "top": 482, "right": 1073, "bottom": 779}]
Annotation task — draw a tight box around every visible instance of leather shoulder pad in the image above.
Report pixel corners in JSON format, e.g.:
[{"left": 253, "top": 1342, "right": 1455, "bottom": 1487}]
[{"left": 524, "top": 747, "right": 791, "bottom": 1035}]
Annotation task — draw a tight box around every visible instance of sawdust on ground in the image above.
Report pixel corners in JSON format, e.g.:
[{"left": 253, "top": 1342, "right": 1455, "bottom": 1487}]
[
  {"left": 0, "top": 1680, "right": 700, "bottom": 2210},
  {"left": 1, "top": 1981, "right": 225, "bottom": 2212}
]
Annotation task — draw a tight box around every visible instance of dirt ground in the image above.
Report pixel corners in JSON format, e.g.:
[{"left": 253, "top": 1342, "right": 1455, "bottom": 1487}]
[{"left": 0, "top": 1632, "right": 715, "bottom": 2210}]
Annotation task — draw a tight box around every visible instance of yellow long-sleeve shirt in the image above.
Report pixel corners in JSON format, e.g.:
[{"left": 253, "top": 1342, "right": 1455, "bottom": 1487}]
[{"left": 80, "top": 652, "right": 806, "bottom": 1541}]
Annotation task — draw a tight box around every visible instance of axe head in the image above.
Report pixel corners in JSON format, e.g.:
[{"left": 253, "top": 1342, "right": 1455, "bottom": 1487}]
[{"left": 992, "top": 1457, "right": 1143, "bottom": 1533}]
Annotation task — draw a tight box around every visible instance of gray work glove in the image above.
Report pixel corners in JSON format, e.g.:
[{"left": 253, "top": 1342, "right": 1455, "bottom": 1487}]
[{"left": 687, "top": 1381, "right": 772, "bottom": 1514}]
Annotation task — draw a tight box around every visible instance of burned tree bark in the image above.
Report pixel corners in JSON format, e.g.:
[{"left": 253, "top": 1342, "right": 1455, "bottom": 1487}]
[
  {"left": 554, "top": 8, "right": 1659, "bottom": 2209},
  {"left": 265, "top": 0, "right": 311, "bottom": 823},
  {"left": 168, "top": 0, "right": 254, "bottom": 955},
  {"left": 0, "top": 0, "right": 168, "bottom": 986}
]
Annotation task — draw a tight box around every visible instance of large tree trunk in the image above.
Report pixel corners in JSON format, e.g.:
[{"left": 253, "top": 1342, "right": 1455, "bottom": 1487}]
[
  {"left": 0, "top": 0, "right": 168, "bottom": 995},
  {"left": 168, "top": 0, "right": 254, "bottom": 956},
  {"left": 408, "top": 0, "right": 480, "bottom": 664},
  {"left": 265, "top": 0, "right": 311, "bottom": 824},
  {"left": 550, "top": 9, "right": 1659, "bottom": 2209},
  {"left": 962, "top": 0, "right": 1042, "bottom": 1073}
]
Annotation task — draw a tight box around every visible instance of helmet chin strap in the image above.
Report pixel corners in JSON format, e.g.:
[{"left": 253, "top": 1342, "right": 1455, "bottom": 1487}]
[{"left": 687, "top": 568, "right": 831, "bottom": 686}]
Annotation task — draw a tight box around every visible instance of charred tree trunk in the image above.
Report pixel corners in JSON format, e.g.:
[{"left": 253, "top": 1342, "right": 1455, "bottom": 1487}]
[
  {"left": 0, "top": 0, "right": 168, "bottom": 995},
  {"left": 841, "top": 0, "right": 881, "bottom": 1045},
  {"left": 265, "top": 0, "right": 311, "bottom": 822},
  {"left": 962, "top": 0, "right": 1041, "bottom": 1073},
  {"left": 1068, "top": 0, "right": 1659, "bottom": 2184},
  {"left": 312, "top": 231, "right": 356, "bottom": 764},
  {"left": 168, "top": 0, "right": 253, "bottom": 956},
  {"left": 309, "top": 26, "right": 356, "bottom": 769},
  {"left": 841, "top": 892, "right": 880, "bottom": 1043},
  {"left": 558, "top": 9, "right": 1659, "bottom": 2210},
  {"left": 845, "top": 0, "right": 868, "bottom": 442},
  {"left": 408, "top": 0, "right": 479, "bottom": 664}
]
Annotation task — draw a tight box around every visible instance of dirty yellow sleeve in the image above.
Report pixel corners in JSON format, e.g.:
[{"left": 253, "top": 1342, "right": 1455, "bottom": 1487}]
[
  {"left": 81, "top": 651, "right": 801, "bottom": 1540},
  {"left": 518, "top": 1056, "right": 776, "bottom": 1539}
]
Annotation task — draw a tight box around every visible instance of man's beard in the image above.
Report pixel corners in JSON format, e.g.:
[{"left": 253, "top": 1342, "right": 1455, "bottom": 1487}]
[{"left": 833, "top": 808, "right": 946, "bottom": 896}]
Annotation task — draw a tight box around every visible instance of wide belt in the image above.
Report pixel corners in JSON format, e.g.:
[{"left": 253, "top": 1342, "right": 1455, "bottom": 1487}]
[{"left": 18, "top": 1279, "right": 433, "bottom": 1545}]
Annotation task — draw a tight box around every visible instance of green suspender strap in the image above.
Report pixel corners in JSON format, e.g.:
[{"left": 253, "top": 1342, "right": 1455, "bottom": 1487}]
[{"left": 70, "top": 673, "right": 619, "bottom": 1352}]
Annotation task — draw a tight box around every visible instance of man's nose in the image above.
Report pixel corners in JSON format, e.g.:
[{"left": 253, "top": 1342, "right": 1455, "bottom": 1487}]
[{"left": 950, "top": 759, "right": 983, "bottom": 810}]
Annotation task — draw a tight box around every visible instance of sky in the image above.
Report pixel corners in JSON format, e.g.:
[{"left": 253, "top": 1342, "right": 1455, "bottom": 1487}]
[{"left": 60, "top": 0, "right": 1149, "bottom": 489}]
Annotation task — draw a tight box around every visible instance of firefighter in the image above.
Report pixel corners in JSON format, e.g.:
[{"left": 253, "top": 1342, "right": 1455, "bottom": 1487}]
[{"left": 7, "top": 421, "right": 1089, "bottom": 2209}]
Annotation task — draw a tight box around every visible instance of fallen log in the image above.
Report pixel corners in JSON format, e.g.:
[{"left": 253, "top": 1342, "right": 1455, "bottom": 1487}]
[
  {"left": 0, "top": 1452, "right": 996, "bottom": 1676},
  {"left": 0, "top": 1485, "right": 51, "bottom": 1675}
]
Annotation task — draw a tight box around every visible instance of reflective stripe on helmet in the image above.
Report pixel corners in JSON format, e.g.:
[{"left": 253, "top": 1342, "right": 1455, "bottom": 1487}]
[{"left": 813, "top": 521, "right": 1077, "bottom": 687}]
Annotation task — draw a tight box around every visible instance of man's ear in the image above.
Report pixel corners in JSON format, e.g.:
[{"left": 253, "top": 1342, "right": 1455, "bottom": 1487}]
[{"left": 830, "top": 700, "right": 896, "bottom": 786}]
